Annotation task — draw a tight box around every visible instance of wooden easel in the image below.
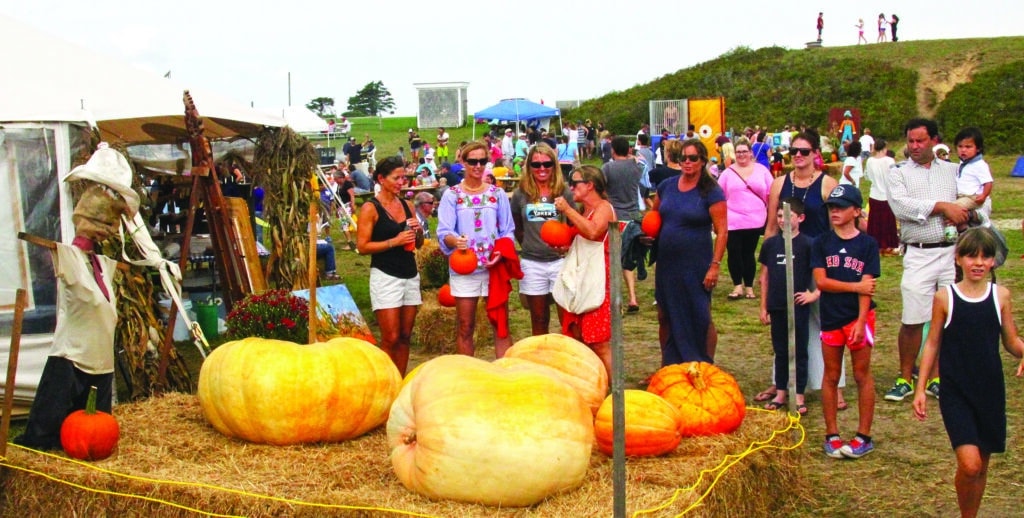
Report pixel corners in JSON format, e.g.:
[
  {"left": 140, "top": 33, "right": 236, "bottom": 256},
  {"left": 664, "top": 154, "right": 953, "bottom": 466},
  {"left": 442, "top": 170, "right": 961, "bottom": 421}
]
[
  {"left": 156, "top": 91, "right": 265, "bottom": 385},
  {"left": 1, "top": 289, "right": 27, "bottom": 457}
]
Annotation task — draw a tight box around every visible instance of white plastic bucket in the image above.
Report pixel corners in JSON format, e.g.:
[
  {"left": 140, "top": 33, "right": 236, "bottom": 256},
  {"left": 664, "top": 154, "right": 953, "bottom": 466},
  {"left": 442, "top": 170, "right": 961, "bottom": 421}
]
[{"left": 158, "top": 299, "right": 194, "bottom": 342}]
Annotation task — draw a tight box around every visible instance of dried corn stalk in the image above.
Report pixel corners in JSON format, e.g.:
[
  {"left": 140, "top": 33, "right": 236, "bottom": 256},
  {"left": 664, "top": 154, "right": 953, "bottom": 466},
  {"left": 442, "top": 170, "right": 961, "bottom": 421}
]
[{"left": 251, "top": 127, "right": 318, "bottom": 289}]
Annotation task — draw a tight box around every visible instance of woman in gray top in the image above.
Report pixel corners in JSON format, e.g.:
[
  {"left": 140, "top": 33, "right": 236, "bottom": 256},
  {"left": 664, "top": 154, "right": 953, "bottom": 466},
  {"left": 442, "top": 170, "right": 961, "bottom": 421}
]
[{"left": 511, "top": 144, "right": 573, "bottom": 335}]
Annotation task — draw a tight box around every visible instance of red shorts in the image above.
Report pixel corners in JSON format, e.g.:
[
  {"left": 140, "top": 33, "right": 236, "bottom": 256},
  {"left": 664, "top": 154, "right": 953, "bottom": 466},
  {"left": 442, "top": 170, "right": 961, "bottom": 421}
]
[{"left": 820, "top": 310, "right": 875, "bottom": 351}]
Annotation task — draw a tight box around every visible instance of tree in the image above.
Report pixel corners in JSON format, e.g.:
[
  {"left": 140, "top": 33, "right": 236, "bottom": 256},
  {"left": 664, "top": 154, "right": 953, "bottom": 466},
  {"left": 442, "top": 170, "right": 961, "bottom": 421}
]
[
  {"left": 306, "top": 97, "right": 335, "bottom": 117},
  {"left": 346, "top": 81, "right": 395, "bottom": 117}
]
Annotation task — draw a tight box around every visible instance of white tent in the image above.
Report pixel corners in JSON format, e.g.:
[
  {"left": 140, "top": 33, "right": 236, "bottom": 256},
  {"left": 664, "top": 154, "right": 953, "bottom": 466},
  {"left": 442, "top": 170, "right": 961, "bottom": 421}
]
[
  {"left": 0, "top": 14, "right": 283, "bottom": 145},
  {"left": 0, "top": 15, "right": 283, "bottom": 408}
]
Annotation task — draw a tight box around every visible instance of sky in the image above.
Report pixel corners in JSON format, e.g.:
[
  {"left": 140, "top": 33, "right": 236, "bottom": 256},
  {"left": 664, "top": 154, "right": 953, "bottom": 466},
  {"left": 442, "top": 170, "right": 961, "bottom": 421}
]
[{"left": 3, "top": 1, "right": 1021, "bottom": 118}]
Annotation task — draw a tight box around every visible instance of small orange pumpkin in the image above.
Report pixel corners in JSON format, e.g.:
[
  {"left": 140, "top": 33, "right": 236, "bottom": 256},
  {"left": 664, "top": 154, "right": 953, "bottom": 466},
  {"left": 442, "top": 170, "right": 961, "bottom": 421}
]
[
  {"left": 641, "top": 210, "right": 662, "bottom": 238},
  {"left": 437, "top": 284, "right": 456, "bottom": 307},
  {"left": 449, "top": 249, "right": 478, "bottom": 275},
  {"left": 646, "top": 362, "right": 746, "bottom": 437},
  {"left": 60, "top": 385, "right": 120, "bottom": 461},
  {"left": 594, "top": 390, "right": 682, "bottom": 456},
  {"left": 539, "top": 220, "right": 573, "bottom": 247}
]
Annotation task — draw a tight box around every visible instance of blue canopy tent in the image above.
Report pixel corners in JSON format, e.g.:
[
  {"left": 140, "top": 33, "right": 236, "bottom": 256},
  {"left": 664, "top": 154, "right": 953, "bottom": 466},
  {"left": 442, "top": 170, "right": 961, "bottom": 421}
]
[{"left": 472, "top": 98, "right": 561, "bottom": 140}]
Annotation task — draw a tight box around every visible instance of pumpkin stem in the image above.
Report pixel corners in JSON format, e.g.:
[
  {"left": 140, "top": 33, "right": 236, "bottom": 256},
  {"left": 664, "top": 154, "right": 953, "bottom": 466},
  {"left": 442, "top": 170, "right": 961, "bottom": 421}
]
[
  {"left": 404, "top": 431, "right": 417, "bottom": 446},
  {"left": 85, "top": 385, "right": 98, "bottom": 415},
  {"left": 687, "top": 363, "right": 706, "bottom": 391}
]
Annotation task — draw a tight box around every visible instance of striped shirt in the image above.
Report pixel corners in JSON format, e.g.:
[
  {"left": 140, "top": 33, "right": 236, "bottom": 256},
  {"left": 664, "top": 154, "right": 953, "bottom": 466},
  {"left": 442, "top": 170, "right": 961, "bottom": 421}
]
[{"left": 887, "top": 158, "right": 959, "bottom": 244}]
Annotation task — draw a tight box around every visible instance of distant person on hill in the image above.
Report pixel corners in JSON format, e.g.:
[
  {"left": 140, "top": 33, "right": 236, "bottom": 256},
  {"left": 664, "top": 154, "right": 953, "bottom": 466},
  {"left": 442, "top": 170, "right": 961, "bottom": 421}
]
[
  {"left": 857, "top": 18, "right": 867, "bottom": 45},
  {"left": 890, "top": 14, "right": 900, "bottom": 42},
  {"left": 817, "top": 12, "right": 824, "bottom": 42},
  {"left": 877, "top": 13, "right": 888, "bottom": 43}
]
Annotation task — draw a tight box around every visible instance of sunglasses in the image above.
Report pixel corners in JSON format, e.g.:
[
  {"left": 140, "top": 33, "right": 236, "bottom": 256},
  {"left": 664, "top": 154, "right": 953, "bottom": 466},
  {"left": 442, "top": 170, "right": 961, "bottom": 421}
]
[
  {"left": 682, "top": 154, "right": 702, "bottom": 163},
  {"left": 529, "top": 161, "right": 554, "bottom": 169},
  {"left": 419, "top": 201, "right": 435, "bottom": 206},
  {"left": 791, "top": 147, "right": 814, "bottom": 156},
  {"left": 569, "top": 178, "right": 589, "bottom": 187},
  {"left": 464, "top": 158, "right": 488, "bottom": 166}
]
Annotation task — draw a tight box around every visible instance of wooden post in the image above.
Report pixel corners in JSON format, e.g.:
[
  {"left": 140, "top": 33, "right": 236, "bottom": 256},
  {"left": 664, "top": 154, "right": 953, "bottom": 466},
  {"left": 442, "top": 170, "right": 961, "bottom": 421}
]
[
  {"left": 782, "top": 202, "right": 798, "bottom": 416},
  {"left": 608, "top": 222, "right": 626, "bottom": 517},
  {"left": 1, "top": 289, "right": 28, "bottom": 457},
  {"left": 308, "top": 176, "right": 319, "bottom": 344}
]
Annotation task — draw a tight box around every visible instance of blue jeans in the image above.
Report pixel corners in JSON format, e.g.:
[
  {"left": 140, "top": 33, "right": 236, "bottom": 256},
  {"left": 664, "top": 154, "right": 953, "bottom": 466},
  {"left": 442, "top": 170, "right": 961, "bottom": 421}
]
[{"left": 317, "top": 237, "right": 336, "bottom": 273}]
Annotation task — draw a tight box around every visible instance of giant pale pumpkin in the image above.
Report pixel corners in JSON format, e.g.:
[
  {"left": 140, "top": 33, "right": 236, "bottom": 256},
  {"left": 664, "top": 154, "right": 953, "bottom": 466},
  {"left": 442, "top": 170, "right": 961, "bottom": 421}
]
[
  {"left": 387, "top": 354, "right": 593, "bottom": 507},
  {"left": 646, "top": 362, "right": 746, "bottom": 437},
  {"left": 198, "top": 336, "right": 401, "bottom": 445},
  {"left": 594, "top": 390, "right": 682, "bottom": 457},
  {"left": 502, "top": 334, "right": 609, "bottom": 414}
]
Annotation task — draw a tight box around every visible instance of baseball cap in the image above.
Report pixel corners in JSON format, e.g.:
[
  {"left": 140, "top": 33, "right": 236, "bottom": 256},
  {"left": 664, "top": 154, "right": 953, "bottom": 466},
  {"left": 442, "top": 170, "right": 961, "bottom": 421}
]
[{"left": 824, "top": 185, "right": 863, "bottom": 208}]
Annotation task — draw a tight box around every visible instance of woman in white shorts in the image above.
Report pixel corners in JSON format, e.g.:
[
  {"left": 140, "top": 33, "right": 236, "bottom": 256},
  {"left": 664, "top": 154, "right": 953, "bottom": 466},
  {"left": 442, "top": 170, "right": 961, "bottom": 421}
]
[
  {"left": 511, "top": 144, "right": 573, "bottom": 335},
  {"left": 356, "top": 156, "right": 423, "bottom": 376},
  {"left": 437, "top": 141, "right": 516, "bottom": 357}
]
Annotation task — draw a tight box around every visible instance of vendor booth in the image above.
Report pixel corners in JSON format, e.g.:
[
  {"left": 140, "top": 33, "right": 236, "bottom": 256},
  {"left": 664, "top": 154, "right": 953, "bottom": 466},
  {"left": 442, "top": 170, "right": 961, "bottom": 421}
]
[
  {"left": 472, "top": 98, "right": 561, "bottom": 139},
  {"left": 0, "top": 15, "right": 283, "bottom": 407}
]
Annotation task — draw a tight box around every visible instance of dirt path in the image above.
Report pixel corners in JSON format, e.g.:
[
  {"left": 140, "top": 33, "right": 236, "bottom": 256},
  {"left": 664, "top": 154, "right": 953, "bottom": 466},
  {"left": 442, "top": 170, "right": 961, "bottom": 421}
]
[{"left": 915, "top": 51, "right": 980, "bottom": 116}]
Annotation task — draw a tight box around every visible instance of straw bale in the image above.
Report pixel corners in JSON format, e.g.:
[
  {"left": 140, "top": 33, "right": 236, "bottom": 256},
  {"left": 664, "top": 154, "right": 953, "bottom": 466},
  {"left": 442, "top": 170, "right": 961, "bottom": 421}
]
[
  {"left": 413, "top": 296, "right": 492, "bottom": 355},
  {"left": 1, "top": 394, "right": 802, "bottom": 517}
]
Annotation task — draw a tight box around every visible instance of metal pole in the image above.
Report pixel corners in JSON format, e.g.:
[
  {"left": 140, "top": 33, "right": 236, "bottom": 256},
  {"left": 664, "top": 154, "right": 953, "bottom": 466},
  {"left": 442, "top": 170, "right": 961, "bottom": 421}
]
[{"left": 608, "top": 222, "right": 626, "bottom": 517}]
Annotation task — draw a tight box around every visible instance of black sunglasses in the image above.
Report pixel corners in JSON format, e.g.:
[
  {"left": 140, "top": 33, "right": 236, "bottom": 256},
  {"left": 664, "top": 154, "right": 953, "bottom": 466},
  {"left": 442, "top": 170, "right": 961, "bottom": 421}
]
[
  {"left": 464, "top": 158, "right": 488, "bottom": 166},
  {"left": 529, "top": 160, "right": 555, "bottom": 169},
  {"left": 682, "top": 154, "right": 702, "bottom": 163},
  {"left": 569, "top": 178, "right": 589, "bottom": 187},
  {"left": 791, "top": 147, "right": 814, "bottom": 156}
]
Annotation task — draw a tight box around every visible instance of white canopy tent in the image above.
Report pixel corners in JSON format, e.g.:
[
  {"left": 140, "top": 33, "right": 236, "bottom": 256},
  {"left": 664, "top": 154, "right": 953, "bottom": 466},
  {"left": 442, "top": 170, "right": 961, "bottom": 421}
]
[
  {"left": 0, "top": 14, "right": 283, "bottom": 145},
  {"left": 0, "top": 15, "right": 284, "bottom": 407}
]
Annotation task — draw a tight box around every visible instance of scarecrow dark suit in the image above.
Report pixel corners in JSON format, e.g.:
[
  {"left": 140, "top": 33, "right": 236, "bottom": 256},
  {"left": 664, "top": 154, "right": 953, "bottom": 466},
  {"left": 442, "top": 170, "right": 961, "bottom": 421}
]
[{"left": 14, "top": 144, "right": 137, "bottom": 450}]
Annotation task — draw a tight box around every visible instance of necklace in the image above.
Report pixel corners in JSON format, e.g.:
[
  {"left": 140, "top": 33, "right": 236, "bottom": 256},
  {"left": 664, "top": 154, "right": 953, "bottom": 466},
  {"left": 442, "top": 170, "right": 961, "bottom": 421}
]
[{"left": 789, "top": 172, "right": 817, "bottom": 203}]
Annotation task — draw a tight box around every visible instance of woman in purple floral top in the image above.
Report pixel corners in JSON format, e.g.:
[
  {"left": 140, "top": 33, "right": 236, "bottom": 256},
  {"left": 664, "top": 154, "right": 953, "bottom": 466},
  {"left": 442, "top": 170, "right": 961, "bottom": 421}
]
[{"left": 437, "top": 141, "right": 516, "bottom": 356}]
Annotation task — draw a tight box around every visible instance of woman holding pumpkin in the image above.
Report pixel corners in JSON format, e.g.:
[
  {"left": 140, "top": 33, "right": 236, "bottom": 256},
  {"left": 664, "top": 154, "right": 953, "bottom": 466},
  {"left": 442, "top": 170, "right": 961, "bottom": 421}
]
[
  {"left": 356, "top": 156, "right": 424, "bottom": 375},
  {"left": 554, "top": 165, "right": 617, "bottom": 377},
  {"left": 512, "top": 144, "right": 573, "bottom": 336},
  {"left": 651, "top": 139, "right": 727, "bottom": 365},
  {"left": 437, "top": 141, "right": 517, "bottom": 358}
]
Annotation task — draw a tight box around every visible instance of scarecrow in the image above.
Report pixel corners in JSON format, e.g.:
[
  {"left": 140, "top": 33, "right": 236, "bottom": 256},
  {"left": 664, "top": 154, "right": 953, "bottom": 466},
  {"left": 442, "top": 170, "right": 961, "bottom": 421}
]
[{"left": 14, "top": 143, "right": 138, "bottom": 450}]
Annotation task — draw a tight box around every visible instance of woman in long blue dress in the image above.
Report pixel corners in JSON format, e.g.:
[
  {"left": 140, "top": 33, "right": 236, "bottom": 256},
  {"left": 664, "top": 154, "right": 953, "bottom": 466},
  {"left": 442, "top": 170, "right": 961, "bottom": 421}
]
[{"left": 653, "top": 139, "right": 728, "bottom": 364}]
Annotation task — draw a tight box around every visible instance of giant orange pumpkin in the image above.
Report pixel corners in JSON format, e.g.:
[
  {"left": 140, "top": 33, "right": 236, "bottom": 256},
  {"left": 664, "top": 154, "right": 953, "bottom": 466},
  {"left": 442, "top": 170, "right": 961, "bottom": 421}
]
[
  {"left": 646, "top": 362, "right": 746, "bottom": 436},
  {"left": 60, "top": 385, "right": 119, "bottom": 461},
  {"left": 501, "top": 334, "right": 609, "bottom": 414},
  {"left": 387, "top": 354, "right": 593, "bottom": 507},
  {"left": 641, "top": 210, "right": 662, "bottom": 238},
  {"left": 448, "top": 249, "right": 479, "bottom": 275},
  {"left": 594, "top": 390, "right": 683, "bottom": 456},
  {"left": 437, "top": 284, "right": 456, "bottom": 307},
  {"left": 539, "top": 219, "right": 573, "bottom": 247},
  {"left": 198, "top": 336, "right": 401, "bottom": 445}
]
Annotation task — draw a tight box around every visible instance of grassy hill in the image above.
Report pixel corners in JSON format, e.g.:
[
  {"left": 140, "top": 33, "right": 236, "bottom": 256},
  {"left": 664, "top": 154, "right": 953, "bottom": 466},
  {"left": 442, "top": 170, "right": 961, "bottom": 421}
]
[{"left": 563, "top": 37, "right": 1024, "bottom": 152}]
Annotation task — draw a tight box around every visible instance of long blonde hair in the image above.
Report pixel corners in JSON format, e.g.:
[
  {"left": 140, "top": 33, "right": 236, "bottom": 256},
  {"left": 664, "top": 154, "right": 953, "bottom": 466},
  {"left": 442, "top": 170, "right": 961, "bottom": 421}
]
[{"left": 518, "top": 144, "right": 566, "bottom": 202}]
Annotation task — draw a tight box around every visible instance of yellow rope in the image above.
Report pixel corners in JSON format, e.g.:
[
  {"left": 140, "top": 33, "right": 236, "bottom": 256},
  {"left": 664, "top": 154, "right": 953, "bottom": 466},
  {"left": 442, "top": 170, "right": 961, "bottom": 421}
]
[
  {"left": 4, "top": 409, "right": 802, "bottom": 517},
  {"left": 632, "top": 406, "right": 806, "bottom": 517},
  {"left": 1, "top": 442, "right": 438, "bottom": 518}
]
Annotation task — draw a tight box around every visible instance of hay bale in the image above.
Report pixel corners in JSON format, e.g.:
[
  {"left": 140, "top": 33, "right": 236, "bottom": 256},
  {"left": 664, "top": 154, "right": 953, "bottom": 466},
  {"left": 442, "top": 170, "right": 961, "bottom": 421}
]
[
  {"left": 0, "top": 394, "right": 802, "bottom": 517},
  {"left": 413, "top": 295, "right": 492, "bottom": 355}
]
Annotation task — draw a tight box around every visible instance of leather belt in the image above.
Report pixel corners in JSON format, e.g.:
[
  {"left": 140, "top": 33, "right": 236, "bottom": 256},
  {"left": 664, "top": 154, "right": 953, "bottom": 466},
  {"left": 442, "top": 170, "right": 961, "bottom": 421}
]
[{"left": 904, "top": 241, "right": 954, "bottom": 249}]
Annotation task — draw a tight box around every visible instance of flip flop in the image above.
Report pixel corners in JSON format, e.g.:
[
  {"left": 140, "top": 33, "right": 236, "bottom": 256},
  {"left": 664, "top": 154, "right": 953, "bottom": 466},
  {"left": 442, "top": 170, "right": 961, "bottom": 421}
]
[
  {"left": 744, "top": 293, "right": 757, "bottom": 299},
  {"left": 797, "top": 404, "right": 808, "bottom": 416},
  {"left": 764, "top": 400, "right": 787, "bottom": 411},
  {"left": 727, "top": 292, "right": 743, "bottom": 300},
  {"left": 754, "top": 387, "right": 777, "bottom": 402}
]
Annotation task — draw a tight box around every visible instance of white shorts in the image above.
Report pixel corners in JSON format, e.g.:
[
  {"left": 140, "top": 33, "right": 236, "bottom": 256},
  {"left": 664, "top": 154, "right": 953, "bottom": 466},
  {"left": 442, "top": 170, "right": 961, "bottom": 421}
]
[
  {"left": 369, "top": 268, "right": 422, "bottom": 311},
  {"left": 900, "top": 245, "right": 956, "bottom": 324},
  {"left": 518, "top": 258, "right": 565, "bottom": 296},
  {"left": 449, "top": 269, "right": 490, "bottom": 298}
]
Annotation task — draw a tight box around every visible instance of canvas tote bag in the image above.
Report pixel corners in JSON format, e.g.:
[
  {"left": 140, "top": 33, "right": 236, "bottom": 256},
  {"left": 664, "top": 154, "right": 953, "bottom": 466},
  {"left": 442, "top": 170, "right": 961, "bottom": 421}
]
[{"left": 552, "top": 234, "right": 606, "bottom": 314}]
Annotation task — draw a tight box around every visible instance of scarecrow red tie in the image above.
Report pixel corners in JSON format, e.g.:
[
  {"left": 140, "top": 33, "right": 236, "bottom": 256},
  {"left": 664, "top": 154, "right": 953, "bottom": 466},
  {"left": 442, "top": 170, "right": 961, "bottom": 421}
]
[{"left": 72, "top": 236, "right": 110, "bottom": 301}]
